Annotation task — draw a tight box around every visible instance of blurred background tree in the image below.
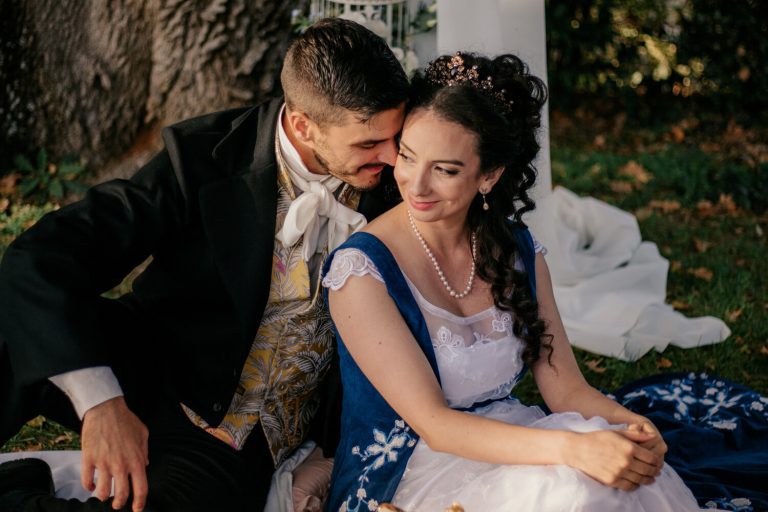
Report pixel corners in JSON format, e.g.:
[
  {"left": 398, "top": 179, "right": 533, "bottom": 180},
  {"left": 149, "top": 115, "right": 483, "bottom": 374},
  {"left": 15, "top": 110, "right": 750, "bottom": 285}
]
[{"left": 546, "top": 0, "right": 768, "bottom": 120}]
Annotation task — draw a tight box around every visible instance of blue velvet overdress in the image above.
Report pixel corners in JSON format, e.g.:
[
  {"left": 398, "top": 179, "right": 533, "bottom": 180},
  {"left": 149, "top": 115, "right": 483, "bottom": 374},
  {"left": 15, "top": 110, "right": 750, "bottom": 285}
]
[{"left": 321, "top": 228, "right": 537, "bottom": 512}]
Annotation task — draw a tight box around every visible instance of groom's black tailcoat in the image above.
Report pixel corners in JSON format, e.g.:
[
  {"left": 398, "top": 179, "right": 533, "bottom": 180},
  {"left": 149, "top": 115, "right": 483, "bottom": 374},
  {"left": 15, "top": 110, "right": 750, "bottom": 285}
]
[{"left": 0, "top": 97, "right": 397, "bottom": 445}]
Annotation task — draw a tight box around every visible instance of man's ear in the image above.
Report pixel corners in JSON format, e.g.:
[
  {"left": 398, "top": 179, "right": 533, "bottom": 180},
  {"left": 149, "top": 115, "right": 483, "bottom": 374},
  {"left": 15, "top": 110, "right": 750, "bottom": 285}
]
[{"left": 285, "top": 109, "right": 317, "bottom": 145}]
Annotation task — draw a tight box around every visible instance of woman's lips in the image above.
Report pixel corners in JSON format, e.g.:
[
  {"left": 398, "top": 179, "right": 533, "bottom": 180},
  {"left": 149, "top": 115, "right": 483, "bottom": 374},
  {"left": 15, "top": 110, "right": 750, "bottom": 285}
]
[{"left": 409, "top": 198, "right": 437, "bottom": 211}]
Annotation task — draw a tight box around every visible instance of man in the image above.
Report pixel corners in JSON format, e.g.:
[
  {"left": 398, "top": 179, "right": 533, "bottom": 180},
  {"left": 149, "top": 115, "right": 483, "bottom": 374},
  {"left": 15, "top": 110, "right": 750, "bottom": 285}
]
[{"left": 0, "top": 18, "right": 408, "bottom": 512}]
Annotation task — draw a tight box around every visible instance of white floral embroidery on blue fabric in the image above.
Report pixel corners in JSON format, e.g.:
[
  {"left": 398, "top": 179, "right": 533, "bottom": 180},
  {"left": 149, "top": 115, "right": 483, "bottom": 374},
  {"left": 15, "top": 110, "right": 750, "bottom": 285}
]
[
  {"left": 340, "top": 419, "right": 417, "bottom": 512},
  {"left": 704, "top": 497, "right": 753, "bottom": 511}
]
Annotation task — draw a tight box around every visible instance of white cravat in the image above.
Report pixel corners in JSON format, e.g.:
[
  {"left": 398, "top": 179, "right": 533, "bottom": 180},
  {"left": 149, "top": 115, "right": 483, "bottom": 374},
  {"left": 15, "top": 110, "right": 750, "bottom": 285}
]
[{"left": 276, "top": 107, "right": 367, "bottom": 261}]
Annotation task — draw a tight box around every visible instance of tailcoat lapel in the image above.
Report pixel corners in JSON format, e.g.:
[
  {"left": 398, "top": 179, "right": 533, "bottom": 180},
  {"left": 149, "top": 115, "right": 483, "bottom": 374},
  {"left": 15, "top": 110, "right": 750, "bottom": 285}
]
[{"left": 199, "top": 99, "right": 282, "bottom": 338}]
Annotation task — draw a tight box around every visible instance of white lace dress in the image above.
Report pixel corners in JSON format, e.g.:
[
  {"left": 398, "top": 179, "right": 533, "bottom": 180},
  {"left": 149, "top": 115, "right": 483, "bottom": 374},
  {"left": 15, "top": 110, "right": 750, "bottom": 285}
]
[{"left": 324, "top": 244, "right": 703, "bottom": 512}]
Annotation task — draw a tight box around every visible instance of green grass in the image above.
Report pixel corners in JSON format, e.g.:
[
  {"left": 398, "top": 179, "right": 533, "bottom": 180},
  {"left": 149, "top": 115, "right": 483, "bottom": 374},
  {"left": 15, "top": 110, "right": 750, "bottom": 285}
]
[{"left": 515, "top": 114, "right": 768, "bottom": 405}]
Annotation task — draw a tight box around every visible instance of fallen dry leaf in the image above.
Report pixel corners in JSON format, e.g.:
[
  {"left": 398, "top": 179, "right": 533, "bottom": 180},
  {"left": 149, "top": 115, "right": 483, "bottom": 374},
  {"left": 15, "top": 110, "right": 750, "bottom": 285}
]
[
  {"left": 671, "top": 261, "right": 683, "bottom": 272},
  {"left": 694, "top": 238, "right": 713, "bottom": 253},
  {"left": 718, "top": 193, "right": 739, "bottom": 215},
  {"left": 688, "top": 267, "right": 714, "bottom": 281},
  {"left": 0, "top": 173, "right": 19, "bottom": 196},
  {"left": 735, "top": 336, "right": 745, "bottom": 346},
  {"left": 634, "top": 207, "right": 654, "bottom": 221},
  {"left": 649, "top": 199, "right": 681, "bottom": 213},
  {"left": 584, "top": 359, "right": 607, "bottom": 374},
  {"left": 593, "top": 134, "right": 607, "bottom": 149},
  {"left": 657, "top": 357, "right": 673, "bottom": 369},
  {"left": 736, "top": 259, "right": 747, "bottom": 267},
  {"left": 54, "top": 434, "right": 70, "bottom": 444},
  {"left": 727, "top": 309, "right": 743, "bottom": 322},
  {"left": 25, "top": 443, "right": 43, "bottom": 451},
  {"left": 671, "top": 300, "right": 691, "bottom": 311},
  {"left": 670, "top": 125, "right": 686, "bottom": 143},
  {"left": 618, "top": 160, "right": 652, "bottom": 185},
  {"left": 609, "top": 181, "right": 633, "bottom": 194},
  {"left": 0, "top": 197, "right": 9, "bottom": 213},
  {"left": 761, "top": 345, "right": 768, "bottom": 356},
  {"left": 756, "top": 225, "right": 764, "bottom": 237},
  {"left": 26, "top": 416, "right": 45, "bottom": 428}
]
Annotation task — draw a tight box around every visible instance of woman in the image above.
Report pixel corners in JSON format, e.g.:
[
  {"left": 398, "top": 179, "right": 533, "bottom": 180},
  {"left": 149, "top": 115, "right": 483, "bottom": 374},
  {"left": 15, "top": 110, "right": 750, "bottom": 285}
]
[{"left": 320, "top": 53, "right": 702, "bottom": 511}]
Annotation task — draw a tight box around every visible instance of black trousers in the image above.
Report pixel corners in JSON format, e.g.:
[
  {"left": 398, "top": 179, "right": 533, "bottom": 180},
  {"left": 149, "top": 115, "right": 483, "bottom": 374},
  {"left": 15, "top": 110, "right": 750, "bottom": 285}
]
[{"left": 11, "top": 385, "right": 275, "bottom": 512}]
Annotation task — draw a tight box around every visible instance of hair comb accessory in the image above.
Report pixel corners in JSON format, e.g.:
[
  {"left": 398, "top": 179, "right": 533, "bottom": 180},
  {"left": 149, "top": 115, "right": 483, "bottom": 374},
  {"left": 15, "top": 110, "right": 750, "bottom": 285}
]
[{"left": 426, "top": 52, "right": 513, "bottom": 113}]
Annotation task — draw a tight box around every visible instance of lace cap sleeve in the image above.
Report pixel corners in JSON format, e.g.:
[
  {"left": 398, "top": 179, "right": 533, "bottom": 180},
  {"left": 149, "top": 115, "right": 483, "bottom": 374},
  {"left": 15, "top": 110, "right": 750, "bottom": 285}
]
[{"left": 322, "top": 248, "right": 384, "bottom": 291}]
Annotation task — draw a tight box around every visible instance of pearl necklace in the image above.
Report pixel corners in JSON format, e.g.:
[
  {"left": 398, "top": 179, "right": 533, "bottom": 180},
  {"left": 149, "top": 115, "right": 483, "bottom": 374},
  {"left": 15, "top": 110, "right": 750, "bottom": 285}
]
[{"left": 407, "top": 209, "right": 477, "bottom": 299}]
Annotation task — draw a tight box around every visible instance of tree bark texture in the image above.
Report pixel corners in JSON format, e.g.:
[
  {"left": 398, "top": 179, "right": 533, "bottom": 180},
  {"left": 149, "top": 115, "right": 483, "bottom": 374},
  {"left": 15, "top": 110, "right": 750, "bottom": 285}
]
[{"left": 0, "top": 0, "right": 296, "bottom": 173}]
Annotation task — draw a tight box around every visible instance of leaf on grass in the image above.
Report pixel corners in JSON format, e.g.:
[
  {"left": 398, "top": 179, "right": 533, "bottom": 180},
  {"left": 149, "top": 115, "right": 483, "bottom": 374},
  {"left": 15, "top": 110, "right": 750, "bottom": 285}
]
[
  {"left": 609, "top": 181, "right": 633, "bottom": 194},
  {"left": 671, "top": 300, "right": 691, "bottom": 311},
  {"left": 735, "top": 336, "right": 745, "bottom": 346},
  {"left": 671, "top": 261, "right": 683, "bottom": 272},
  {"left": 0, "top": 173, "right": 19, "bottom": 196},
  {"left": 0, "top": 197, "right": 9, "bottom": 213},
  {"left": 54, "top": 433, "right": 73, "bottom": 444},
  {"left": 756, "top": 225, "right": 764, "bottom": 238},
  {"left": 26, "top": 443, "right": 43, "bottom": 451},
  {"left": 649, "top": 199, "right": 681, "bottom": 213},
  {"left": 670, "top": 125, "right": 685, "bottom": 143},
  {"left": 736, "top": 259, "right": 747, "bottom": 267},
  {"left": 26, "top": 416, "right": 45, "bottom": 428},
  {"left": 634, "top": 207, "right": 653, "bottom": 221},
  {"left": 696, "top": 200, "right": 715, "bottom": 217},
  {"left": 618, "top": 160, "right": 652, "bottom": 185},
  {"left": 657, "top": 357, "right": 673, "bottom": 369},
  {"left": 584, "top": 359, "right": 606, "bottom": 373},
  {"left": 718, "top": 194, "right": 739, "bottom": 215},
  {"left": 593, "top": 134, "right": 607, "bottom": 149},
  {"left": 761, "top": 345, "right": 768, "bottom": 356},
  {"left": 727, "top": 309, "right": 743, "bottom": 322},
  {"left": 688, "top": 267, "right": 714, "bottom": 281},
  {"left": 694, "top": 238, "right": 713, "bottom": 253}
]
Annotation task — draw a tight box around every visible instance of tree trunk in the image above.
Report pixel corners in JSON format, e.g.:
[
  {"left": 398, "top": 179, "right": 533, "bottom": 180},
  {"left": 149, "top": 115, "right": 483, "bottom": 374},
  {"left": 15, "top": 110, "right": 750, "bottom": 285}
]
[{"left": 0, "top": 0, "right": 296, "bottom": 177}]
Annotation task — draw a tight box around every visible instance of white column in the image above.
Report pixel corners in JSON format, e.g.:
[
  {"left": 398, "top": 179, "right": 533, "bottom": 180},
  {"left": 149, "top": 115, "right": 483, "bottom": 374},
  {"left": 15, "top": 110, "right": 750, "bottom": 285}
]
[{"left": 435, "top": 0, "right": 551, "bottom": 199}]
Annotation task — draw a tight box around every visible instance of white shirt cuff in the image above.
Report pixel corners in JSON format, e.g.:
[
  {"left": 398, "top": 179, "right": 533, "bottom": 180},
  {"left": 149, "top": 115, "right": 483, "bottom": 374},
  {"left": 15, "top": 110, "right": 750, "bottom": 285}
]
[{"left": 49, "top": 367, "right": 124, "bottom": 419}]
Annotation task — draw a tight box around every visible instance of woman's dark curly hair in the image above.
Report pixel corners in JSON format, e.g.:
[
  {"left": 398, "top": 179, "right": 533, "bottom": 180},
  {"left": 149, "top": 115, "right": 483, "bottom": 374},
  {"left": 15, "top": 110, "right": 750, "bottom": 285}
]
[{"left": 408, "top": 52, "right": 552, "bottom": 366}]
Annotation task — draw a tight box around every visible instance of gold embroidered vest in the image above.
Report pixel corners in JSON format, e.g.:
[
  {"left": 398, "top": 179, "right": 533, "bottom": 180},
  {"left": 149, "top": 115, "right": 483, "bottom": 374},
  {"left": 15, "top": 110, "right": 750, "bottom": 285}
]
[{"left": 183, "top": 134, "right": 361, "bottom": 465}]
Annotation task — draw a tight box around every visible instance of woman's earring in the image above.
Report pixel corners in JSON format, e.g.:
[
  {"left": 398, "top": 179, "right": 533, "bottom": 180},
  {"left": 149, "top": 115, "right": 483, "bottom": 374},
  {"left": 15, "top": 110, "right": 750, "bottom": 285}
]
[{"left": 480, "top": 188, "right": 490, "bottom": 211}]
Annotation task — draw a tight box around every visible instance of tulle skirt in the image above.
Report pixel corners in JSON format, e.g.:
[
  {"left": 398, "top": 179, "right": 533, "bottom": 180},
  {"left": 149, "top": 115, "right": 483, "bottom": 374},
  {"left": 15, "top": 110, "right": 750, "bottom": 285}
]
[{"left": 391, "top": 399, "right": 704, "bottom": 511}]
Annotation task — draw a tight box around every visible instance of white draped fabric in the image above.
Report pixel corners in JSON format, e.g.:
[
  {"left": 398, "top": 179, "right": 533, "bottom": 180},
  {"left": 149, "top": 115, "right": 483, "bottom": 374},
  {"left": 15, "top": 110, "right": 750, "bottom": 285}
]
[{"left": 526, "top": 187, "right": 731, "bottom": 361}]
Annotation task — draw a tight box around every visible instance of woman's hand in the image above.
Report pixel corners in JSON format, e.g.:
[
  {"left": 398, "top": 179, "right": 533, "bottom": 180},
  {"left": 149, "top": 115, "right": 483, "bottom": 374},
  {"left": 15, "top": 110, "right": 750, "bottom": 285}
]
[
  {"left": 564, "top": 429, "right": 663, "bottom": 492},
  {"left": 626, "top": 421, "right": 668, "bottom": 461}
]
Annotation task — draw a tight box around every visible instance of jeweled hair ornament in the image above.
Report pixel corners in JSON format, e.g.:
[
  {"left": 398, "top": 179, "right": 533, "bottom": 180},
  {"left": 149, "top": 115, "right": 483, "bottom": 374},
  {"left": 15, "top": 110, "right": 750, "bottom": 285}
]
[{"left": 425, "top": 52, "right": 514, "bottom": 113}]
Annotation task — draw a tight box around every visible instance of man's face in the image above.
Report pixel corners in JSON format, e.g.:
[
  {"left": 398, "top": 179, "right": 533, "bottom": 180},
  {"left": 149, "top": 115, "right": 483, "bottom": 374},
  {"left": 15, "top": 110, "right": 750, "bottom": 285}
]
[{"left": 310, "top": 104, "right": 405, "bottom": 191}]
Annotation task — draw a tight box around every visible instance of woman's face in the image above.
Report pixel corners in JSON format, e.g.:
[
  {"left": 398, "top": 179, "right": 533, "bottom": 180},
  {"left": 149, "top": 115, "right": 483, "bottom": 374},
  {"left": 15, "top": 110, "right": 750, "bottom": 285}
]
[{"left": 394, "top": 108, "right": 500, "bottom": 225}]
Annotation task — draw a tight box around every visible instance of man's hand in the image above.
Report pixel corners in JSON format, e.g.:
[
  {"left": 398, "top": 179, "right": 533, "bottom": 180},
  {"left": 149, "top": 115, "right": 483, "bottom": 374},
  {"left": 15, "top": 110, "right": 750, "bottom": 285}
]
[{"left": 81, "top": 396, "right": 149, "bottom": 511}]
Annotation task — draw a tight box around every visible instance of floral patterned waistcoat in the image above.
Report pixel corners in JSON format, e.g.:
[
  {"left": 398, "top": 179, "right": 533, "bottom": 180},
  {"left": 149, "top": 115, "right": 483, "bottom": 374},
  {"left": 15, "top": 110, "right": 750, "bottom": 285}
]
[{"left": 321, "top": 228, "right": 537, "bottom": 512}]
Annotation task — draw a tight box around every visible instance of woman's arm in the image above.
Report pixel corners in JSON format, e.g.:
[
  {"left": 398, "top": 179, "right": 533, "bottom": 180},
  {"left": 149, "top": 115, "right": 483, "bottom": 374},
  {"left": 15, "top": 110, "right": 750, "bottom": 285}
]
[
  {"left": 531, "top": 252, "right": 668, "bottom": 457},
  {"left": 329, "top": 271, "right": 660, "bottom": 490}
]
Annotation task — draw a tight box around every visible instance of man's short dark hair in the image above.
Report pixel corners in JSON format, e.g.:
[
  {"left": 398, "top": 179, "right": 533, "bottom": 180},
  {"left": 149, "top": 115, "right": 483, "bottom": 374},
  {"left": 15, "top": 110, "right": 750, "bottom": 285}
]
[{"left": 281, "top": 17, "right": 409, "bottom": 124}]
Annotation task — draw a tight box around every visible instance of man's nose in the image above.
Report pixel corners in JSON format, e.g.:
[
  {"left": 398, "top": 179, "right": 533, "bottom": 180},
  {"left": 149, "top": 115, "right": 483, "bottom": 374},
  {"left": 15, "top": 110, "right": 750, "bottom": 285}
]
[{"left": 378, "top": 138, "right": 399, "bottom": 166}]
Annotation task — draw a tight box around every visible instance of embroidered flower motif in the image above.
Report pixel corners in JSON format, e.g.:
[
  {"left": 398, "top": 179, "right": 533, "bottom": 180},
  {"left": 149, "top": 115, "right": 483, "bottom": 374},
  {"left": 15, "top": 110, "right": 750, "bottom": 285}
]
[
  {"left": 367, "top": 428, "right": 408, "bottom": 469},
  {"left": 704, "top": 497, "right": 753, "bottom": 512},
  {"left": 491, "top": 311, "right": 512, "bottom": 333},
  {"left": 341, "top": 419, "right": 417, "bottom": 512},
  {"left": 434, "top": 326, "right": 464, "bottom": 348},
  {"left": 709, "top": 419, "right": 738, "bottom": 430}
]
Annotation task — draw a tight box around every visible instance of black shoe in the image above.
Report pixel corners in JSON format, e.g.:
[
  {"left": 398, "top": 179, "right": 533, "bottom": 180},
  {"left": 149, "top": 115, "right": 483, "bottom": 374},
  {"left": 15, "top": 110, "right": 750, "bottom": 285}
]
[{"left": 0, "top": 458, "right": 55, "bottom": 511}]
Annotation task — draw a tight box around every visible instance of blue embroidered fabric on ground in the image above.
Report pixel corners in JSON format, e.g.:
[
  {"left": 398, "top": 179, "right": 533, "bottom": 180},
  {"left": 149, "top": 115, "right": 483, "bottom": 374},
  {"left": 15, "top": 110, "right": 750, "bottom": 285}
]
[{"left": 612, "top": 372, "right": 768, "bottom": 512}]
